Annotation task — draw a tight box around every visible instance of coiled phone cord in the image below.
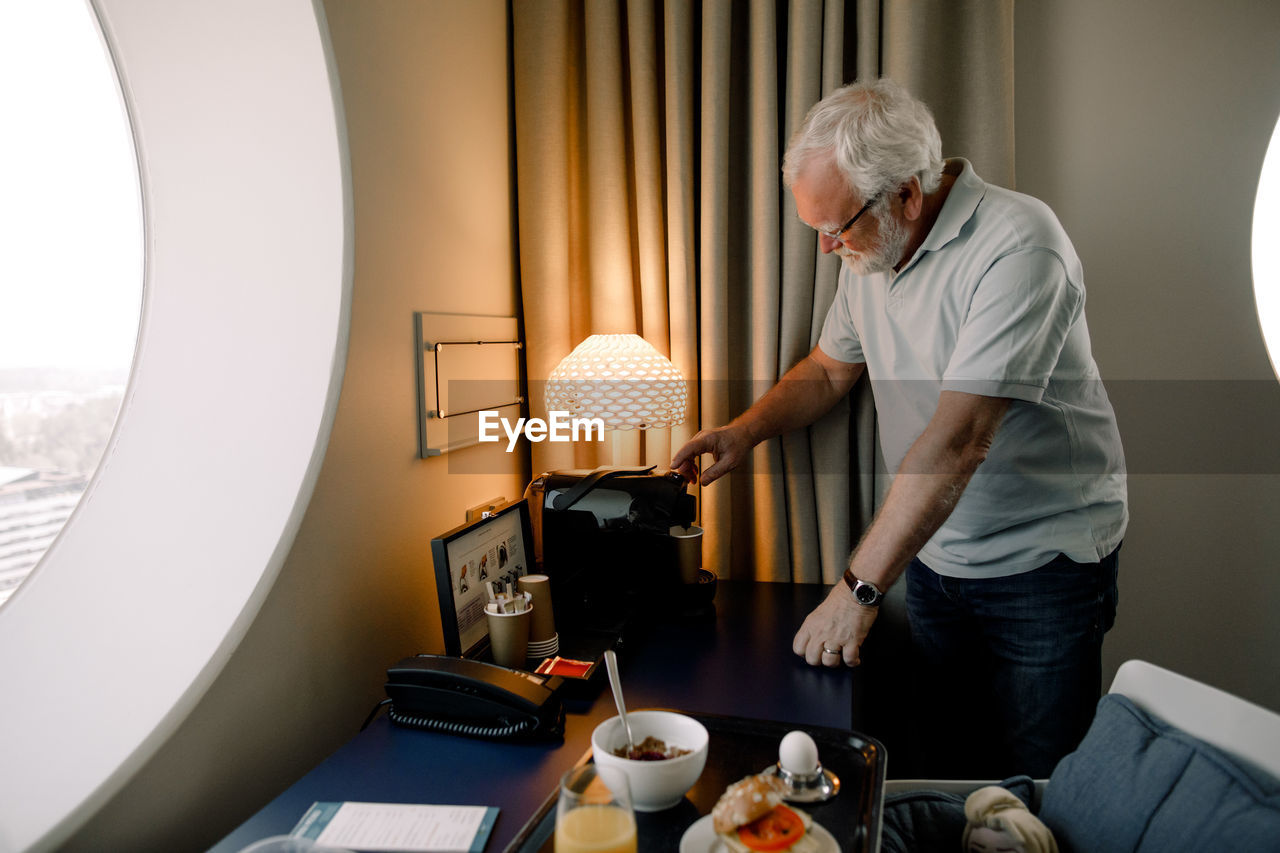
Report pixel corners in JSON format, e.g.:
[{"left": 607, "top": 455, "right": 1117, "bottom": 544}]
[{"left": 385, "top": 705, "right": 535, "bottom": 739}]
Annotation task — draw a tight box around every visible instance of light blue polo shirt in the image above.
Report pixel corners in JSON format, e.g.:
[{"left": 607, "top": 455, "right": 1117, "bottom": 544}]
[{"left": 818, "top": 159, "right": 1127, "bottom": 578}]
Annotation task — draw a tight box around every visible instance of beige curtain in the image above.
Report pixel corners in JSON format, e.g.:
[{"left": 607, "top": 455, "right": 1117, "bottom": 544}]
[{"left": 513, "top": 0, "right": 1014, "bottom": 583}]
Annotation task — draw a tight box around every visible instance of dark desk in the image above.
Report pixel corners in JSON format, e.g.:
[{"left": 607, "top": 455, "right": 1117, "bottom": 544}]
[{"left": 211, "top": 581, "right": 867, "bottom": 852}]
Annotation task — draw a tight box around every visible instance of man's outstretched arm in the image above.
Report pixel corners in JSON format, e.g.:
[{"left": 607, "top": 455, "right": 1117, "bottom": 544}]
[
  {"left": 671, "top": 345, "right": 865, "bottom": 486},
  {"left": 793, "top": 390, "right": 1012, "bottom": 667}
]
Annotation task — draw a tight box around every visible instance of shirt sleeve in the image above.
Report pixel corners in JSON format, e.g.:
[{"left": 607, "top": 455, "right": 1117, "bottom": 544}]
[
  {"left": 817, "top": 272, "right": 866, "bottom": 365},
  {"left": 941, "top": 247, "right": 1083, "bottom": 402}
]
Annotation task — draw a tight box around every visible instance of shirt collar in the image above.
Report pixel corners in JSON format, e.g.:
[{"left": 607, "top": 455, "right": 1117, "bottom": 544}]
[{"left": 920, "top": 157, "right": 985, "bottom": 254}]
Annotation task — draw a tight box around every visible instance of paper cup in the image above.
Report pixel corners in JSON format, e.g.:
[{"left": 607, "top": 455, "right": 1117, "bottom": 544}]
[
  {"left": 518, "top": 573, "right": 557, "bottom": 641},
  {"left": 526, "top": 632, "right": 559, "bottom": 663},
  {"left": 669, "top": 525, "right": 703, "bottom": 584},
  {"left": 486, "top": 601, "right": 532, "bottom": 668}
]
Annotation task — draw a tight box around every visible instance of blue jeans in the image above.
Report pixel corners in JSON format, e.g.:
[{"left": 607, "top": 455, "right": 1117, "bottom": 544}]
[{"left": 903, "top": 545, "right": 1120, "bottom": 779}]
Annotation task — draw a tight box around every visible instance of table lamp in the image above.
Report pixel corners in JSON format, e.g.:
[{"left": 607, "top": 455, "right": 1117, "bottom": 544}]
[
  {"left": 545, "top": 333, "right": 686, "bottom": 464},
  {"left": 541, "top": 334, "right": 704, "bottom": 610}
]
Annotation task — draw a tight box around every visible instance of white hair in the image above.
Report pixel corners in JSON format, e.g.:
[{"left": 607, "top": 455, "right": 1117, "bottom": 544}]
[{"left": 783, "top": 78, "right": 944, "bottom": 201}]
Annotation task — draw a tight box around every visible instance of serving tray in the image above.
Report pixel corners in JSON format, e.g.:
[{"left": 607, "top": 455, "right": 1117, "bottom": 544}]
[{"left": 506, "top": 711, "right": 885, "bottom": 852}]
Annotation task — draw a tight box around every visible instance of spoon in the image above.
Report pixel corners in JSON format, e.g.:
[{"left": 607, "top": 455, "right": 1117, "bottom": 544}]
[{"left": 603, "top": 649, "right": 636, "bottom": 756}]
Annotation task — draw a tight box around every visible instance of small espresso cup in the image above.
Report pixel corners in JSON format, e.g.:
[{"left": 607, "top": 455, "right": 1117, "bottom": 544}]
[{"left": 668, "top": 524, "right": 703, "bottom": 584}]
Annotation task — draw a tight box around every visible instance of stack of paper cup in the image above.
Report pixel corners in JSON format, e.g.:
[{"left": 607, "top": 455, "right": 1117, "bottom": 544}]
[{"left": 519, "top": 574, "right": 558, "bottom": 661}]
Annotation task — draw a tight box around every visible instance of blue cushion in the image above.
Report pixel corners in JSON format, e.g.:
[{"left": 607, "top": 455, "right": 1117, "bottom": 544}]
[
  {"left": 879, "top": 776, "right": 1037, "bottom": 853},
  {"left": 1040, "top": 693, "right": 1280, "bottom": 852}
]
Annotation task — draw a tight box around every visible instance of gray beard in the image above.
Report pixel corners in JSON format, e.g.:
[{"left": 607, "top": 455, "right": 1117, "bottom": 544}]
[{"left": 838, "top": 211, "right": 911, "bottom": 276}]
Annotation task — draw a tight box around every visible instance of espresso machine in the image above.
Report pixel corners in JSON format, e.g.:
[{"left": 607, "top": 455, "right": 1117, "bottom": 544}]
[{"left": 523, "top": 466, "right": 713, "bottom": 632}]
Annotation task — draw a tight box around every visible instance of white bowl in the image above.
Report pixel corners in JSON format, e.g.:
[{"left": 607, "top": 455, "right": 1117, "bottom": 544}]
[{"left": 591, "top": 710, "right": 710, "bottom": 812}]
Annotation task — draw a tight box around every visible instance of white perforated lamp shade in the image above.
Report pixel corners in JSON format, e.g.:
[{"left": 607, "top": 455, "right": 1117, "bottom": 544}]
[{"left": 545, "top": 334, "right": 686, "bottom": 430}]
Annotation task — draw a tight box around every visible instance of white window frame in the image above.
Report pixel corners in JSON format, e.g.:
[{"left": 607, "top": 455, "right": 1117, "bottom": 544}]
[
  {"left": 1253, "top": 112, "right": 1280, "bottom": 383},
  {"left": 0, "top": 1, "right": 351, "bottom": 849}
]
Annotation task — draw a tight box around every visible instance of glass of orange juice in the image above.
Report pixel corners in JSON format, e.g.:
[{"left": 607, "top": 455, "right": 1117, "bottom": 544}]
[{"left": 554, "top": 764, "right": 637, "bottom": 853}]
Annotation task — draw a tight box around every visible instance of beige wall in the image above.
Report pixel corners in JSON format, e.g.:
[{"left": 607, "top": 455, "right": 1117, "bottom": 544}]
[
  {"left": 1015, "top": 0, "right": 1280, "bottom": 709},
  {"left": 67, "top": 2, "right": 522, "bottom": 849}
]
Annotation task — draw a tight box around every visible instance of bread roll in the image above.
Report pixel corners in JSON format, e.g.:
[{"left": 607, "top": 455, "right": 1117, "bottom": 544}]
[{"left": 711, "top": 774, "right": 786, "bottom": 833}]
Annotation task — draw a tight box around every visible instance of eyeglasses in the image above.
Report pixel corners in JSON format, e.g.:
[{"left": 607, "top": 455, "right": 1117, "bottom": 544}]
[{"left": 818, "top": 192, "right": 882, "bottom": 242}]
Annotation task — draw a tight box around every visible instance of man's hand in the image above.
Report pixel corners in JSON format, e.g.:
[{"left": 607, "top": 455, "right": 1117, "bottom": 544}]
[
  {"left": 670, "top": 424, "right": 753, "bottom": 486},
  {"left": 792, "top": 583, "right": 879, "bottom": 668},
  {"left": 670, "top": 347, "right": 865, "bottom": 486}
]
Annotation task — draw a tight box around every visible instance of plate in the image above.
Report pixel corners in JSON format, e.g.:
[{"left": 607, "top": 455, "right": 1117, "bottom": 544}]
[{"left": 678, "top": 814, "right": 839, "bottom": 853}]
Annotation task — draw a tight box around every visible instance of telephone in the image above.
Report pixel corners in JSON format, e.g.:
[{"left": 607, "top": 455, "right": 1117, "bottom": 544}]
[{"left": 375, "top": 654, "right": 564, "bottom": 741}]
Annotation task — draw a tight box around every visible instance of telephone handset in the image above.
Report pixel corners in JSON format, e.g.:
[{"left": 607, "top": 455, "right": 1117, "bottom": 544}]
[{"left": 378, "top": 654, "right": 564, "bottom": 741}]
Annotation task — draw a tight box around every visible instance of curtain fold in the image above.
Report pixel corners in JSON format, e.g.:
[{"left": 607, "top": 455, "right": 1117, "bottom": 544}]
[{"left": 512, "top": 0, "right": 1014, "bottom": 582}]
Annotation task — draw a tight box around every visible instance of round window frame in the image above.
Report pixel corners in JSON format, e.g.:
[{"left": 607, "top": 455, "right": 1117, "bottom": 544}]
[
  {"left": 0, "top": 1, "right": 351, "bottom": 849},
  {"left": 1253, "top": 112, "right": 1280, "bottom": 382}
]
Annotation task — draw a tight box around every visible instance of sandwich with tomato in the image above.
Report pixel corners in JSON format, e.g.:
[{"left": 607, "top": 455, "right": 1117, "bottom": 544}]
[{"left": 710, "top": 774, "right": 821, "bottom": 852}]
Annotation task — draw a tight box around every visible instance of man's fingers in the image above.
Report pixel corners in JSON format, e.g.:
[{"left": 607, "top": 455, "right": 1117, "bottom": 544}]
[
  {"left": 672, "top": 434, "right": 720, "bottom": 484},
  {"left": 792, "top": 624, "right": 810, "bottom": 656},
  {"left": 699, "top": 461, "right": 730, "bottom": 486},
  {"left": 672, "top": 427, "right": 753, "bottom": 487},
  {"left": 699, "top": 445, "right": 741, "bottom": 486},
  {"left": 798, "top": 618, "right": 846, "bottom": 668},
  {"left": 812, "top": 640, "right": 858, "bottom": 668},
  {"left": 794, "top": 620, "right": 828, "bottom": 666},
  {"left": 817, "top": 637, "right": 852, "bottom": 668},
  {"left": 669, "top": 444, "right": 698, "bottom": 474},
  {"left": 672, "top": 458, "right": 699, "bottom": 484},
  {"left": 794, "top": 589, "right": 871, "bottom": 668}
]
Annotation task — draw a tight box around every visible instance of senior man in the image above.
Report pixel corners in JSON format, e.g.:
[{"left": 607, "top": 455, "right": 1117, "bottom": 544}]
[{"left": 671, "top": 78, "right": 1127, "bottom": 777}]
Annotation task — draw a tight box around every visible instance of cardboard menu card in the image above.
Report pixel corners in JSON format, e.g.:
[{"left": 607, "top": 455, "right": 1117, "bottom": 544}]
[{"left": 292, "top": 802, "right": 498, "bottom": 852}]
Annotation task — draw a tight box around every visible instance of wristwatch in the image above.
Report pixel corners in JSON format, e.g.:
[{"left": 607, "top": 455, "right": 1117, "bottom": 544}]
[{"left": 842, "top": 569, "right": 884, "bottom": 607}]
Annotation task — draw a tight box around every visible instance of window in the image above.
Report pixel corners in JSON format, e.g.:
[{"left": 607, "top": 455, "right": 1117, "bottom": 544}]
[
  {"left": 1254, "top": 112, "right": 1280, "bottom": 380},
  {"left": 0, "top": 3, "right": 348, "bottom": 847},
  {"left": 0, "top": 1, "right": 142, "bottom": 605}
]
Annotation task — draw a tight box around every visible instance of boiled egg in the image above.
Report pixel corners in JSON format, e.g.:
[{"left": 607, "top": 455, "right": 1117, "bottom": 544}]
[{"left": 778, "top": 730, "right": 819, "bottom": 776}]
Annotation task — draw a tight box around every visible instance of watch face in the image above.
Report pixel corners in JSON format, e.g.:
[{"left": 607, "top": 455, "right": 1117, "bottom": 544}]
[{"left": 854, "top": 582, "right": 879, "bottom": 605}]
